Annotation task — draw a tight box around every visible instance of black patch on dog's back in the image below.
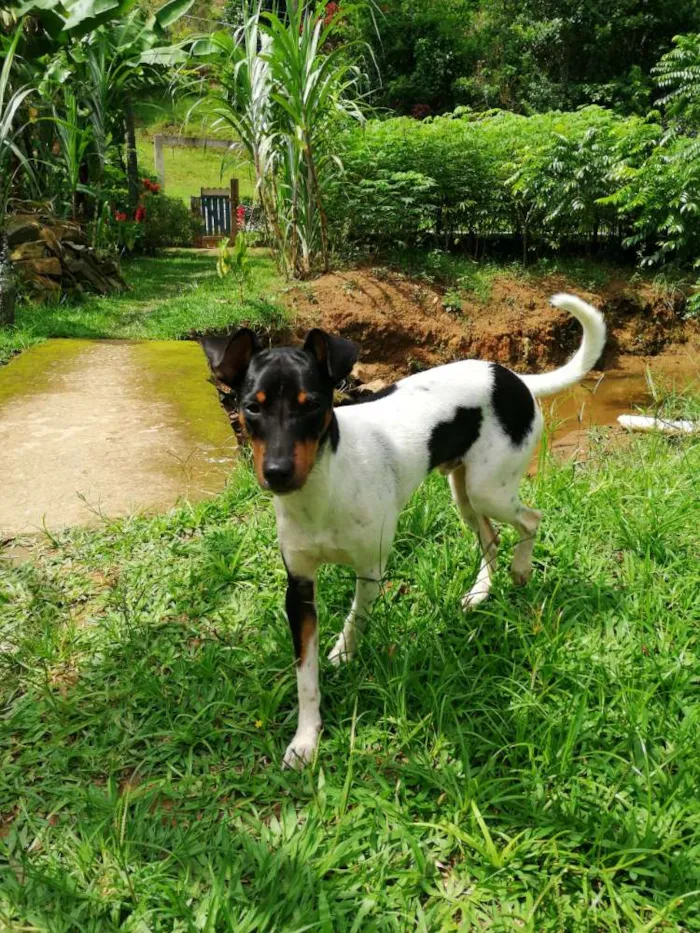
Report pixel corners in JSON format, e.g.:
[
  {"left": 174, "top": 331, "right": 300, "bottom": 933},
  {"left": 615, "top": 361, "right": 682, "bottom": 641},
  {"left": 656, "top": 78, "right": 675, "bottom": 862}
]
[
  {"left": 429, "top": 406, "right": 483, "bottom": 470},
  {"left": 338, "top": 383, "right": 398, "bottom": 407},
  {"left": 491, "top": 364, "right": 535, "bottom": 446}
]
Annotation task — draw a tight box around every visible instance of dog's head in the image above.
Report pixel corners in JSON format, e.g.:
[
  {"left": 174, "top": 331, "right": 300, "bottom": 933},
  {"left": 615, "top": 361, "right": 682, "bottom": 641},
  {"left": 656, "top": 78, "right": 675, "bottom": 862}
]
[{"left": 201, "top": 329, "right": 359, "bottom": 494}]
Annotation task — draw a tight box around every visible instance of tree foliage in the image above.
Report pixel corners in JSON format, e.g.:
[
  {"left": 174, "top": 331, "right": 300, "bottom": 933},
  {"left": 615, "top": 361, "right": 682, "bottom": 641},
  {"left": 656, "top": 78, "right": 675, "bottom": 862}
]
[{"left": 351, "top": 0, "right": 700, "bottom": 115}]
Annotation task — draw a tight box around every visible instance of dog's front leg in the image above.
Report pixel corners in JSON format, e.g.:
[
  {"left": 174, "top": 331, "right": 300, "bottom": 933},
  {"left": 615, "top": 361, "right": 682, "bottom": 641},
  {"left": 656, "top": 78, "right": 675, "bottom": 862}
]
[
  {"left": 282, "top": 572, "right": 321, "bottom": 770},
  {"left": 328, "top": 571, "right": 382, "bottom": 666}
]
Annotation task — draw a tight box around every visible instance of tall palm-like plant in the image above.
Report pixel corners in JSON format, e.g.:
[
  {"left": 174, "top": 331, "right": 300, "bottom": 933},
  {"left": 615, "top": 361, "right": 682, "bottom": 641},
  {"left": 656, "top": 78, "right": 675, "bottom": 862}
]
[
  {"left": 205, "top": 20, "right": 286, "bottom": 268},
  {"left": 0, "top": 26, "right": 34, "bottom": 326},
  {"left": 265, "top": 2, "right": 365, "bottom": 274},
  {"left": 204, "top": 1, "right": 367, "bottom": 278},
  {"left": 53, "top": 87, "right": 92, "bottom": 220}
]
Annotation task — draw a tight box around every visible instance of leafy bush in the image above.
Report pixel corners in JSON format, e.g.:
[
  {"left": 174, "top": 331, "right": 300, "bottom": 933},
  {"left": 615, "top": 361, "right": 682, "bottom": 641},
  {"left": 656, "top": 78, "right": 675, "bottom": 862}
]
[
  {"left": 141, "top": 192, "right": 201, "bottom": 251},
  {"left": 328, "top": 106, "right": 696, "bottom": 269},
  {"left": 653, "top": 33, "right": 700, "bottom": 125},
  {"left": 329, "top": 170, "right": 437, "bottom": 248}
]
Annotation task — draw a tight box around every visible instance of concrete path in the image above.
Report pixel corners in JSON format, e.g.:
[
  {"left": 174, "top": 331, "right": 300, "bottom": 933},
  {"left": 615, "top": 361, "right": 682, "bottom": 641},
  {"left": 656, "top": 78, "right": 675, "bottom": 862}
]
[{"left": 0, "top": 340, "right": 234, "bottom": 537}]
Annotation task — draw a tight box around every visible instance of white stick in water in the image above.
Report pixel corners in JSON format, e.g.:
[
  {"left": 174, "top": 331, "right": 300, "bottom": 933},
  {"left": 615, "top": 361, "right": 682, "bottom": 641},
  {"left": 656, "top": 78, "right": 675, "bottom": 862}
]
[{"left": 617, "top": 414, "right": 698, "bottom": 435}]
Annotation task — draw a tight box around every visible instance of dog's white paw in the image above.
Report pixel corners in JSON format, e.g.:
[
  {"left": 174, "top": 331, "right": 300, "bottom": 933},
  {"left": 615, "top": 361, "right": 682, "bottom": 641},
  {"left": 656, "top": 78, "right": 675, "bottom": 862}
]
[
  {"left": 328, "top": 634, "right": 354, "bottom": 666},
  {"left": 282, "top": 729, "right": 320, "bottom": 770},
  {"left": 461, "top": 588, "right": 490, "bottom": 611}
]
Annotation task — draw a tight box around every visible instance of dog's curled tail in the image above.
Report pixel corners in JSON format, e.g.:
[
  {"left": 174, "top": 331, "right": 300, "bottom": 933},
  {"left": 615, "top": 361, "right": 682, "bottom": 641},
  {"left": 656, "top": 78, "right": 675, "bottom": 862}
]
[{"left": 520, "top": 294, "right": 606, "bottom": 398}]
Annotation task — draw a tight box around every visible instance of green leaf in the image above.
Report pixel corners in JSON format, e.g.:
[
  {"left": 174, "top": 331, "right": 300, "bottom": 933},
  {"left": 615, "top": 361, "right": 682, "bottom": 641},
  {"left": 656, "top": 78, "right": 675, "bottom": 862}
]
[
  {"left": 154, "top": 0, "right": 194, "bottom": 29},
  {"left": 62, "top": 0, "right": 123, "bottom": 31}
]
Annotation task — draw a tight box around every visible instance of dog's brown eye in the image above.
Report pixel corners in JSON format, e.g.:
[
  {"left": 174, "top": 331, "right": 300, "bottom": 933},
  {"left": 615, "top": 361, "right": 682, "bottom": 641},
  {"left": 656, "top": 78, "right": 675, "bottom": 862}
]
[{"left": 245, "top": 401, "right": 262, "bottom": 417}]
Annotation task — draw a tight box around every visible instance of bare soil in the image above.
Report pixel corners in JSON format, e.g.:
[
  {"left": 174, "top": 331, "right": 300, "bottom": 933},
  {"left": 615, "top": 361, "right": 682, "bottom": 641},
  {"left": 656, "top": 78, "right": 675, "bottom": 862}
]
[{"left": 281, "top": 268, "right": 700, "bottom": 384}]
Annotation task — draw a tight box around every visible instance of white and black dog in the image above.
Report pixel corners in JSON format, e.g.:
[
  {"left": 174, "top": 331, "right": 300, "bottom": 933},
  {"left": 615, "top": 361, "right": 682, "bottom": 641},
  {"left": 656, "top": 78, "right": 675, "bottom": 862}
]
[{"left": 202, "top": 294, "right": 606, "bottom": 768}]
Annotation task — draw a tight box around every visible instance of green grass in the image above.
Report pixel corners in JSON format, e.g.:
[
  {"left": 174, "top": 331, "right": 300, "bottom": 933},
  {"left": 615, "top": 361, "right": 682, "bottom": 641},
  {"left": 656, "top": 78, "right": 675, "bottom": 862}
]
[
  {"left": 0, "top": 250, "right": 285, "bottom": 365},
  {"left": 384, "top": 248, "right": 655, "bottom": 301},
  {"left": 136, "top": 131, "right": 256, "bottom": 206},
  {"left": 1, "top": 392, "right": 699, "bottom": 930},
  {"left": 133, "top": 93, "right": 256, "bottom": 204}
]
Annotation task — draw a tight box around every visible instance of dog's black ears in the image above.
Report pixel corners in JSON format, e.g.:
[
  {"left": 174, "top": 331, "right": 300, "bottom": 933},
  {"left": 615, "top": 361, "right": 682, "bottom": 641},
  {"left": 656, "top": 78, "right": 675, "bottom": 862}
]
[
  {"left": 304, "top": 328, "right": 359, "bottom": 386},
  {"left": 200, "top": 328, "right": 261, "bottom": 388}
]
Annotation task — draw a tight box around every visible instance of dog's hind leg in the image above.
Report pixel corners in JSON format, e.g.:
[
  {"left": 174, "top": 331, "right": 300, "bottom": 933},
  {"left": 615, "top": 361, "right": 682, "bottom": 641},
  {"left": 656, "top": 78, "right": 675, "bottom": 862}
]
[
  {"left": 466, "top": 472, "right": 541, "bottom": 587},
  {"left": 328, "top": 570, "right": 382, "bottom": 666},
  {"left": 509, "top": 505, "right": 542, "bottom": 585},
  {"left": 449, "top": 464, "right": 499, "bottom": 609}
]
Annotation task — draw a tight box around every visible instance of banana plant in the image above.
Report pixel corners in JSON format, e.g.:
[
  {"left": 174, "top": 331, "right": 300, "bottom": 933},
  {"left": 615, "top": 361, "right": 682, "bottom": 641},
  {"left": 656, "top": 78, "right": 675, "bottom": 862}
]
[{"left": 0, "top": 26, "right": 35, "bottom": 326}]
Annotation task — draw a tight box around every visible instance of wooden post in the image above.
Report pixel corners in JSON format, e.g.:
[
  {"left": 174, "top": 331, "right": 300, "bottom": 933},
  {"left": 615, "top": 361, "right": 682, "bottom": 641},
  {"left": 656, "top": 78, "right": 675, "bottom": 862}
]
[
  {"left": 230, "top": 177, "right": 240, "bottom": 245},
  {"left": 154, "top": 135, "right": 166, "bottom": 191},
  {"left": 191, "top": 196, "right": 202, "bottom": 247}
]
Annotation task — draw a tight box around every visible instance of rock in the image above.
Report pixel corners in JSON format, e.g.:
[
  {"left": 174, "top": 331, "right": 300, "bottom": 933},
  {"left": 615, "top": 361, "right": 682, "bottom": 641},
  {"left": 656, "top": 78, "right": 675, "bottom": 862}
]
[
  {"left": 63, "top": 257, "right": 111, "bottom": 293},
  {"left": 8, "top": 212, "right": 127, "bottom": 300},
  {"left": 52, "top": 221, "right": 87, "bottom": 245},
  {"left": 15, "top": 257, "right": 62, "bottom": 277},
  {"left": 38, "top": 226, "right": 63, "bottom": 255},
  {"left": 10, "top": 241, "right": 48, "bottom": 261},
  {"left": 6, "top": 217, "right": 42, "bottom": 247},
  {"left": 16, "top": 270, "right": 60, "bottom": 295},
  {"left": 356, "top": 378, "right": 389, "bottom": 395}
]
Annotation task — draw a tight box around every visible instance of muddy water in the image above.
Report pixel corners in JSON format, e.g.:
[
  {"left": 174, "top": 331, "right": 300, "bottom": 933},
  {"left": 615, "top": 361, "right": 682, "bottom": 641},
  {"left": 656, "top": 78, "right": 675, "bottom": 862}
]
[
  {"left": 0, "top": 339, "right": 697, "bottom": 536},
  {"left": 0, "top": 339, "right": 234, "bottom": 536},
  {"left": 541, "top": 350, "right": 699, "bottom": 457}
]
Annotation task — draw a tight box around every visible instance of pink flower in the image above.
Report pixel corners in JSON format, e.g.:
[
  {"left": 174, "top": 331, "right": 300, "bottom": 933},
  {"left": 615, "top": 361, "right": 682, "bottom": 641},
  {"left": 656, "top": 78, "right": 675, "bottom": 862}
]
[{"left": 135, "top": 205, "right": 146, "bottom": 222}]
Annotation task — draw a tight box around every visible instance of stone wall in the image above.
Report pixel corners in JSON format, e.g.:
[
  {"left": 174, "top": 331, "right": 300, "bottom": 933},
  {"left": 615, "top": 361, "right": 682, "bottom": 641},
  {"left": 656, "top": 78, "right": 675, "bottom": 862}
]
[{"left": 8, "top": 215, "right": 127, "bottom": 301}]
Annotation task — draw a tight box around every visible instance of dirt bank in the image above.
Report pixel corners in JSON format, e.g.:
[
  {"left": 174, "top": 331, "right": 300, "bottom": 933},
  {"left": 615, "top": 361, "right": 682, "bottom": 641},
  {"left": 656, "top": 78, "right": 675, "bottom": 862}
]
[{"left": 281, "top": 268, "right": 700, "bottom": 384}]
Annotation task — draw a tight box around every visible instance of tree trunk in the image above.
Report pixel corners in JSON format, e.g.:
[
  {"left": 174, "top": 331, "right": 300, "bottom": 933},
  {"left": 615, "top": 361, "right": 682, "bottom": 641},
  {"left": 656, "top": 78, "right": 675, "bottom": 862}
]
[
  {"left": 124, "top": 100, "right": 140, "bottom": 211},
  {"left": 0, "top": 229, "right": 16, "bottom": 327}
]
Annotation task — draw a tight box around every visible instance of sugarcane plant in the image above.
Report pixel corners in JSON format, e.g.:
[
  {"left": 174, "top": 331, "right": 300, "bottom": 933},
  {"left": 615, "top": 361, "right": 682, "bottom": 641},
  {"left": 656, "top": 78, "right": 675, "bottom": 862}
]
[
  {"left": 0, "top": 26, "right": 34, "bottom": 326},
  {"left": 203, "top": 1, "right": 367, "bottom": 279}
]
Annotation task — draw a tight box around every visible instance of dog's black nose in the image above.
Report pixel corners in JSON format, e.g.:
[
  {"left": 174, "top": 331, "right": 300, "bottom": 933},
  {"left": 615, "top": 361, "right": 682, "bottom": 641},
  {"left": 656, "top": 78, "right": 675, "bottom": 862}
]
[{"left": 263, "top": 460, "right": 295, "bottom": 489}]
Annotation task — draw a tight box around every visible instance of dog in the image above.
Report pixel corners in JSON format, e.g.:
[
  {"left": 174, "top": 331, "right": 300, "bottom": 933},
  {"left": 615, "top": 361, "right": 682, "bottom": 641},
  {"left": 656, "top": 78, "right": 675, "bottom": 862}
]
[{"left": 201, "top": 294, "right": 606, "bottom": 769}]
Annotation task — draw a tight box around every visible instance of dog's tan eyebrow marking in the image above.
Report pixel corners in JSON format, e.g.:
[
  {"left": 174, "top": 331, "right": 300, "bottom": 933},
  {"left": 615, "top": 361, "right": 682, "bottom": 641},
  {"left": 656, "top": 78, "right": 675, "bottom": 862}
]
[
  {"left": 298, "top": 391, "right": 308, "bottom": 405},
  {"left": 256, "top": 391, "right": 266, "bottom": 403}
]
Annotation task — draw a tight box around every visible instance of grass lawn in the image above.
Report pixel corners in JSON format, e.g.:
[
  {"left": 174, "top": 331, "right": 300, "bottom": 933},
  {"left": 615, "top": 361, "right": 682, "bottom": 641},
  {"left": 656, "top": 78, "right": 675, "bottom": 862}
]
[
  {"left": 0, "top": 249, "right": 285, "bottom": 365},
  {"left": 1, "top": 390, "right": 699, "bottom": 929},
  {"left": 133, "top": 93, "right": 256, "bottom": 204},
  {"left": 136, "top": 132, "right": 257, "bottom": 205}
]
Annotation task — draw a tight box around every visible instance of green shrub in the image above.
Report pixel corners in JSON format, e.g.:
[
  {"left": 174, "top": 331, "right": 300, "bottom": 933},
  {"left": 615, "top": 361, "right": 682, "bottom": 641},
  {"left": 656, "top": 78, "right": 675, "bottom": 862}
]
[
  {"left": 142, "top": 192, "right": 201, "bottom": 250},
  {"left": 328, "top": 106, "right": 690, "bottom": 267}
]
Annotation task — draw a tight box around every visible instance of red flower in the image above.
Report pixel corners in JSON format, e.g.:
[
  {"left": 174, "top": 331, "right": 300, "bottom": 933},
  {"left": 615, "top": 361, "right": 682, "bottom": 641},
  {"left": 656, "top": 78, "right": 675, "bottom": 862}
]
[
  {"left": 236, "top": 204, "right": 246, "bottom": 229},
  {"left": 114, "top": 211, "right": 127, "bottom": 222},
  {"left": 135, "top": 205, "right": 146, "bottom": 222},
  {"left": 324, "top": 1, "right": 339, "bottom": 25}
]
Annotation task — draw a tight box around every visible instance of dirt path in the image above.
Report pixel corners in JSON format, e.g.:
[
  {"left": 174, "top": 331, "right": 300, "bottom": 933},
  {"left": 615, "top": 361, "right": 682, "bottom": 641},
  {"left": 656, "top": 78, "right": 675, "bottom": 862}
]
[{"left": 0, "top": 340, "right": 233, "bottom": 537}]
